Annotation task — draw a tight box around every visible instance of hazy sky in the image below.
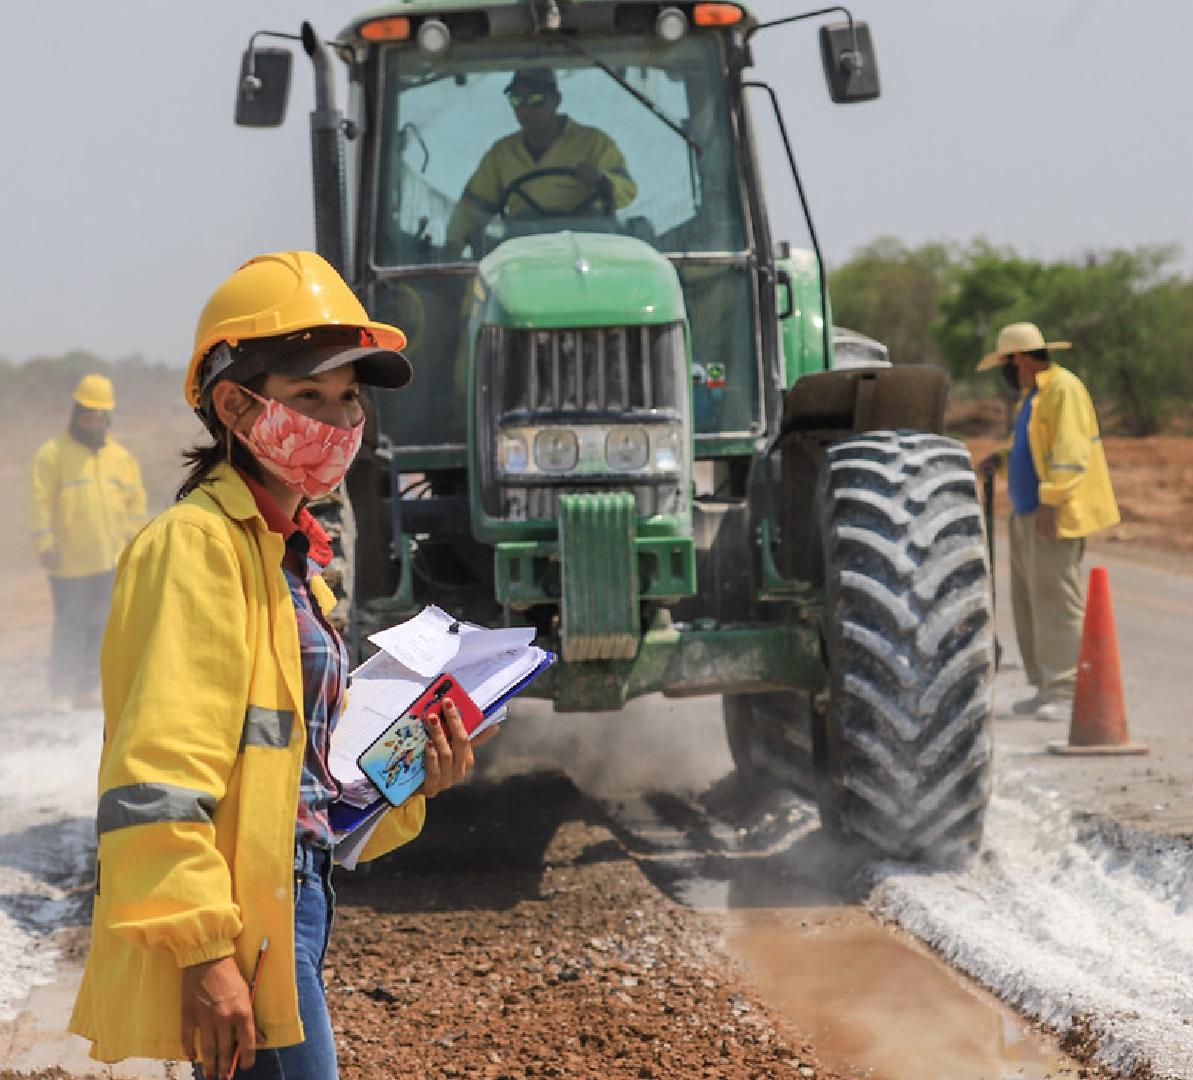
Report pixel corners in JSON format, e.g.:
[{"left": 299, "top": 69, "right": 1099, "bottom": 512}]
[{"left": 4, "top": 0, "right": 1190, "bottom": 365}]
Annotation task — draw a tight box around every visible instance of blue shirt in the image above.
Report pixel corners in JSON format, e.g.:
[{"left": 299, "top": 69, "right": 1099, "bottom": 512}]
[{"left": 1009, "top": 388, "right": 1040, "bottom": 515}]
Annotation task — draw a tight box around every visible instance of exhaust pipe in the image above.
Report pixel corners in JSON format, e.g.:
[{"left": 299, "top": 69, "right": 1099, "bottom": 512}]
[{"left": 302, "top": 21, "right": 349, "bottom": 274}]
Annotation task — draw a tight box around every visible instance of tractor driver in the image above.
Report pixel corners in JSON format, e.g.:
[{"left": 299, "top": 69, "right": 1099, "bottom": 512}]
[{"left": 443, "top": 67, "right": 637, "bottom": 259}]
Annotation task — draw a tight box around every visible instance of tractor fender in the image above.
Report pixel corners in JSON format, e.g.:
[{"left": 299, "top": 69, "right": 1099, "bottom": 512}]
[
  {"left": 767, "top": 364, "right": 951, "bottom": 585},
  {"left": 781, "top": 364, "right": 949, "bottom": 437}
]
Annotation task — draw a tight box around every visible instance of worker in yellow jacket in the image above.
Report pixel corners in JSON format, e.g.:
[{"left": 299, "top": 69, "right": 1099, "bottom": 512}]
[
  {"left": 977, "top": 322, "right": 1120, "bottom": 722},
  {"left": 69, "top": 252, "right": 490, "bottom": 1077},
  {"left": 28, "top": 374, "right": 146, "bottom": 711},
  {"left": 444, "top": 66, "right": 637, "bottom": 258}
]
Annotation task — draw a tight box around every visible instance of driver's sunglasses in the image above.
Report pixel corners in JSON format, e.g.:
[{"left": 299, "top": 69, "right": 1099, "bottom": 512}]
[{"left": 507, "top": 91, "right": 549, "bottom": 109}]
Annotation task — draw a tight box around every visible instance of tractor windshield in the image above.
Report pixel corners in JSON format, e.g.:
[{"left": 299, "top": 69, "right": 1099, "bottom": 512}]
[
  {"left": 374, "top": 34, "right": 745, "bottom": 262},
  {"left": 367, "top": 33, "right": 758, "bottom": 456}
]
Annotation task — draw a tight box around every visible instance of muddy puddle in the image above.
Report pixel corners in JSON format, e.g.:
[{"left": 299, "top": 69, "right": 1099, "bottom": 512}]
[
  {"left": 724, "top": 905, "right": 1072, "bottom": 1080},
  {"left": 676, "top": 875, "right": 1083, "bottom": 1080}
]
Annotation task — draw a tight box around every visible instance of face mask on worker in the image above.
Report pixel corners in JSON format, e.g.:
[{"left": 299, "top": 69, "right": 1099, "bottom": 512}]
[
  {"left": 999, "top": 360, "right": 1022, "bottom": 392},
  {"left": 70, "top": 407, "right": 109, "bottom": 451},
  {"left": 234, "top": 387, "right": 364, "bottom": 500}
]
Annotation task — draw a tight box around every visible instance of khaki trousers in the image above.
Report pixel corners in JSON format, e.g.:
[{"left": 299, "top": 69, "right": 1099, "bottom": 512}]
[{"left": 1008, "top": 512, "right": 1086, "bottom": 702}]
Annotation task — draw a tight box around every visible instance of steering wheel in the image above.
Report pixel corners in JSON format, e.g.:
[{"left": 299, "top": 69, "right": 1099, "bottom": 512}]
[{"left": 497, "top": 166, "right": 613, "bottom": 219}]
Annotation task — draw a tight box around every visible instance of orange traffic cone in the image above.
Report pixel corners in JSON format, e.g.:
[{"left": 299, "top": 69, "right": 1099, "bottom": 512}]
[{"left": 1048, "top": 566, "right": 1148, "bottom": 756}]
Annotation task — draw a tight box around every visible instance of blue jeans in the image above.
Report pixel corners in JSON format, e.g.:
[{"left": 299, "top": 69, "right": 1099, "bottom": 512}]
[{"left": 193, "top": 846, "right": 337, "bottom": 1080}]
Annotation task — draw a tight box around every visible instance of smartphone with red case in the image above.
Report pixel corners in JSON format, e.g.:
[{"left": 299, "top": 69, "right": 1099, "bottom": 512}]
[
  {"left": 410, "top": 673, "right": 485, "bottom": 735},
  {"left": 356, "top": 674, "right": 484, "bottom": 806}
]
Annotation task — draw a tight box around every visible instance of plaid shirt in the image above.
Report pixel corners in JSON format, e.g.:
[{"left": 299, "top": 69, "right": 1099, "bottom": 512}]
[{"left": 238, "top": 472, "right": 343, "bottom": 853}]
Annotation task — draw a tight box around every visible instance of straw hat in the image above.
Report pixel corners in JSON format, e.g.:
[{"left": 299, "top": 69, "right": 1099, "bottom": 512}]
[{"left": 976, "top": 322, "right": 1071, "bottom": 371}]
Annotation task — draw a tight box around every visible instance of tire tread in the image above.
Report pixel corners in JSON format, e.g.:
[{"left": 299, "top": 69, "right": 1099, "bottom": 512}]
[{"left": 820, "top": 431, "right": 994, "bottom": 863}]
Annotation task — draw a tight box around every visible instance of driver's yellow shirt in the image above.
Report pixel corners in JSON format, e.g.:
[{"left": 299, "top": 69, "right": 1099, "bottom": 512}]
[{"left": 446, "top": 117, "right": 637, "bottom": 247}]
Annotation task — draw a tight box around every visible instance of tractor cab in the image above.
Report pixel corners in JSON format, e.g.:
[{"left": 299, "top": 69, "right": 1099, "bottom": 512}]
[{"left": 362, "top": 17, "right": 759, "bottom": 465}]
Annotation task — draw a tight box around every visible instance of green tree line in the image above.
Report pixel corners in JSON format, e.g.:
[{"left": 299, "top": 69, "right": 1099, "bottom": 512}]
[
  {"left": 829, "top": 239, "right": 1193, "bottom": 434},
  {"left": 0, "top": 351, "right": 180, "bottom": 421}
]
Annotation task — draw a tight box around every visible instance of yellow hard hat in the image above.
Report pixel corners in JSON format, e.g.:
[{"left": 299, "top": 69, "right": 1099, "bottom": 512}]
[
  {"left": 185, "top": 251, "right": 409, "bottom": 407},
  {"left": 74, "top": 374, "right": 116, "bottom": 411}
]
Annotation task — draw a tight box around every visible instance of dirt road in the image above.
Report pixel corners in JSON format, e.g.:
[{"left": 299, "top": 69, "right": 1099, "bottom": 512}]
[
  {"left": 7, "top": 538, "right": 1187, "bottom": 1078},
  {"left": 2, "top": 403, "right": 1190, "bottom": 1078},
  {"left": 990, "top": 541, "right": 1193, "bottom": 836}
]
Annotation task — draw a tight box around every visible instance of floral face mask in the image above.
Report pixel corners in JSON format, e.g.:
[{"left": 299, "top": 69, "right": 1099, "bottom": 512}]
[{"left": 234, "top": 387, "right": 364, "bottom": 500}]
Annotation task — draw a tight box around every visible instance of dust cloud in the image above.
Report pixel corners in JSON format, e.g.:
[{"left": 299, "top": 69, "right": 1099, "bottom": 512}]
[
  {"left": 0, "top": 371, "right": 197, "bottom": 1020},
  {"left": 478, "top": 693, "right": 735, "bottom": 799}
]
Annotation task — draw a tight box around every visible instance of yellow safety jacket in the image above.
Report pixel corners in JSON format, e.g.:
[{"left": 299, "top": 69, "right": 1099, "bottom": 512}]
[
  {"left": 446, "top": 117, "right": 637, "bottom": 247},
  {"left": 69, "top": 464, "right": 425, "bottom": 1063},
  {"left": 997, "top": 364, "right": 1120, "bottom": 539},
  {"left": 29, "top": 432, "right": 147, "bottom": 577}
]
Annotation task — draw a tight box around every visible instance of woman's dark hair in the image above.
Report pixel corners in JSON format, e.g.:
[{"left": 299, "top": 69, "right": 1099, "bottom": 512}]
[
  {"left": 177, "top": 372, "right": 268, "bottom": 500},
  {"left": 1027, "top": 348, "right": 1051, "bottom": 363}
]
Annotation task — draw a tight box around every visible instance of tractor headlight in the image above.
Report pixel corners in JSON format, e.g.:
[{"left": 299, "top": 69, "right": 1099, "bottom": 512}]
[
  {"left": 498, "top": 431, "right": 529, "bottom": 475},
  {"left": 605, "top": 426, "right": 650, "bottom": 472},
  {"left": 655, "top": 7, "right": 688, "bottom": 42},
  {"left": 533, "top": 428, "right": 579, "bottom": 473},
  {"left": 496, "top": 421, "right": 683, "bottom": 480},
  {"left": 416, "top": 18, "right": 451, "bottom": 55},
  {"left": 654, "top": 428, "right": 680, "bottom": 472}
]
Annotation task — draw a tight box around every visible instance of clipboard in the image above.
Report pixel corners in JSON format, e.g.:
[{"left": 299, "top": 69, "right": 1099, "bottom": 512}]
[{"left": 329, "top": 648, "right": 558, "bottom": 834}]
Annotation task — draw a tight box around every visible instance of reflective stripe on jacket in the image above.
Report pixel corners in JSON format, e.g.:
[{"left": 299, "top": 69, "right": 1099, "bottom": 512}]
[
  {"left": 69, "top": 464, "right": 425, "bottom": 1063},
  {"left": 28, "top": 433, "right": 147, "bottom": 577},
  {"left": 445, "top": 117, "right": 637, "bottom": 246},
  {"left": 999, "top": 364, "right": 1120, "bottom": 538}
]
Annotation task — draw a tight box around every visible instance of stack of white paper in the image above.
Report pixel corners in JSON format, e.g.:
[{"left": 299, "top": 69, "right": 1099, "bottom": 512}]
[{"left": 329, "top": 605, "right": 548, "bottom": 816}]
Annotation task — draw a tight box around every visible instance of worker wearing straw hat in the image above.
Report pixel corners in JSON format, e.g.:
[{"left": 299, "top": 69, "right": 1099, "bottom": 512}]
[{"left": 977, "top": 322, "right": 1119, "bottom": 722}]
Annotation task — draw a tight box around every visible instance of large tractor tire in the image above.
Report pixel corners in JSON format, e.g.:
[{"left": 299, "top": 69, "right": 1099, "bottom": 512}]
[
  {"left": 818, "top": 431, "right": 993, "bottom": 863},
  {"left": 722, "top": 691, "right": 818, "bottom": 797}
]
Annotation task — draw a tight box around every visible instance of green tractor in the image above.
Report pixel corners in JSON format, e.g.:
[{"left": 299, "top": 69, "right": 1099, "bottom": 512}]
[{"left": 235, "top": 0, "right": 993, "bottom": 862}]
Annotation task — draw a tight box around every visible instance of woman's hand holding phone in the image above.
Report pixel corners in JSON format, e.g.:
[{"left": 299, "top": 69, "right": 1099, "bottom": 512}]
[{"left": 421, "top": 698, "right": 492, "bottom": 798}]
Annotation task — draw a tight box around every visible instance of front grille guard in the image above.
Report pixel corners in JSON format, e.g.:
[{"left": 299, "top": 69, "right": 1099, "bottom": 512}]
[{"left": 477, "top": 323, "right": 689, "bottom": 521}]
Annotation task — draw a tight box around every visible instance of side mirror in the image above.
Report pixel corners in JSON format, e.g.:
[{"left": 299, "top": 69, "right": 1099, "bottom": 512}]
[
  {"left": 819, "top": 21, "right": 880, "bottom": 103},
  {"left": 235, "top": 45, "right": 292, "bottom": 127}
]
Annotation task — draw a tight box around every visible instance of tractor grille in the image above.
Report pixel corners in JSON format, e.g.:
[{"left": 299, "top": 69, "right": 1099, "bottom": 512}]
[
  {"left": 488, "top": 324, "right": 682, "bottom": 417},
  {"left": 477, "top": 323, "right": 689, "bottom": 522}
]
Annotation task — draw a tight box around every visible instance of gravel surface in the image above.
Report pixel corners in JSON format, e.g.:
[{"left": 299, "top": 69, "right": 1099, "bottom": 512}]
[{"left": 326, "top": 771, "right": 842, "bottom": 1080}]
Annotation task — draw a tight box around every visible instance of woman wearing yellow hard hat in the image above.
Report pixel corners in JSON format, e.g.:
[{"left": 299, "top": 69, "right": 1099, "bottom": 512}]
[{"left": 70, "top": 251, "right": 483, "bottom": 1078}]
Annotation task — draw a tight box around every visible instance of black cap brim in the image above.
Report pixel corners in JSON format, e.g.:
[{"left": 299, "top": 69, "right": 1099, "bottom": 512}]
[{"left": 269, "top": 343, "right": 413, "bottom": 390}]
